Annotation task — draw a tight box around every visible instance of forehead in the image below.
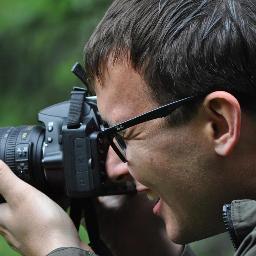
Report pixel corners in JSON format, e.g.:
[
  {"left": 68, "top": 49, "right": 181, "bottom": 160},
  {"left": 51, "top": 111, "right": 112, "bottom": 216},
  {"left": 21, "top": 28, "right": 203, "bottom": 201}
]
[{"left": 94, "top": 61, "right": 157, "bottom": 125}]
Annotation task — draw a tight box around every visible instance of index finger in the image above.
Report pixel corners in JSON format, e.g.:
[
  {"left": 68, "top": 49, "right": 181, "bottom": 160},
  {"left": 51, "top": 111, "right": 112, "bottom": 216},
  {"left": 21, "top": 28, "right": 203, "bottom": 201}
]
[{"left": 0, "top": 160, "right": 29, "bottom": 206}]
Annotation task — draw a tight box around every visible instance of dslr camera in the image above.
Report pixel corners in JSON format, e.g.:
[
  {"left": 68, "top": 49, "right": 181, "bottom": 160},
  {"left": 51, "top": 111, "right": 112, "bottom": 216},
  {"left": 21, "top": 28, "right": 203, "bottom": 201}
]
[{"left": 0, "top": 63, "right": 135, "bottom": 201}]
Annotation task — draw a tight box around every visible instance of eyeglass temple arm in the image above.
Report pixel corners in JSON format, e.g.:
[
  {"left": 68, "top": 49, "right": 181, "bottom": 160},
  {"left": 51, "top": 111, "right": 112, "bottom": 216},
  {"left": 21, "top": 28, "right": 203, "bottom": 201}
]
[{"left": 102, "top": 96, "right": 197, "bottom": 135}]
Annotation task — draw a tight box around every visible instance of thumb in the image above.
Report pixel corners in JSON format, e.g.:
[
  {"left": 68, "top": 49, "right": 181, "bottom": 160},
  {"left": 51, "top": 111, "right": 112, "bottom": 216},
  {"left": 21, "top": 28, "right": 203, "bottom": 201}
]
[
  {"left": 0, "top": 203, "right": 12, "bottom": 229},
  {"left": 0, "top": 160, "right": 28, "bottom": 207}
]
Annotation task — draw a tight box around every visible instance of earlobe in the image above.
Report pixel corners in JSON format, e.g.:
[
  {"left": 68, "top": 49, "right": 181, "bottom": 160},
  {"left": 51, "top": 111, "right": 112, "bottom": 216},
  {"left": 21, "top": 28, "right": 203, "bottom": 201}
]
[{"left": 203, "top": 91, "right": 241, "bottom": 156}]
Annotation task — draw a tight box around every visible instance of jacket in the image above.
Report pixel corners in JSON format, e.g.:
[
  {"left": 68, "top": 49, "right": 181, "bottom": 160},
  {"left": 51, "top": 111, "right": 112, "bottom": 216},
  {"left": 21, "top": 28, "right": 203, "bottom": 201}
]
[{"left": 223, "top": 199, "right": 256, "bottom": 256}]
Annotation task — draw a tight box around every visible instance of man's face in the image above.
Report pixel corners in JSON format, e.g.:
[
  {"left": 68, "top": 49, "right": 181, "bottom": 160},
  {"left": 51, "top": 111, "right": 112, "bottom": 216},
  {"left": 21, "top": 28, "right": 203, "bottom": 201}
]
[{"left": 95, "top": 61, "right": 226, "bottom": 243}]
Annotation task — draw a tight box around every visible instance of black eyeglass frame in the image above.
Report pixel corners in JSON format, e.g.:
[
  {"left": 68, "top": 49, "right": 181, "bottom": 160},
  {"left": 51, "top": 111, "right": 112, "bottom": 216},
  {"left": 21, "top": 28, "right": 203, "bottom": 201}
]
[{"left": 100, "top": 95, "right": 203, "bottom": 162}]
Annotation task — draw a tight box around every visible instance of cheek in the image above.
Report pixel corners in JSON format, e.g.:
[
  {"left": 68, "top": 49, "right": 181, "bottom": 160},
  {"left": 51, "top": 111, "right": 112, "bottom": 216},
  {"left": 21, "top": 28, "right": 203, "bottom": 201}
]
[
  {"left": 126, "top": 139, "right": 170, "bottom": 187},
  {"left": 125, "top": 126, "right": 199, "bottom": 191}
]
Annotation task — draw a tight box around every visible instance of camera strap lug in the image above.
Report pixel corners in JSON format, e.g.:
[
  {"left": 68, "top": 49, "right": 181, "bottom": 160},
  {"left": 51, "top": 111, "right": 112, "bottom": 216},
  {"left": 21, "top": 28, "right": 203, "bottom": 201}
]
[{"left": 67, "top": 87, "right": 87, "bottom": 129}]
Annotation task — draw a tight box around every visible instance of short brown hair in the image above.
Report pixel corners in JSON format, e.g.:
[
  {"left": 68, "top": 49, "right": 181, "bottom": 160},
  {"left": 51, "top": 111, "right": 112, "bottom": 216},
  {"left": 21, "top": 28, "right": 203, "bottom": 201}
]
[{"left": 85, "top": 0, "right": 256, "bottom": 122}]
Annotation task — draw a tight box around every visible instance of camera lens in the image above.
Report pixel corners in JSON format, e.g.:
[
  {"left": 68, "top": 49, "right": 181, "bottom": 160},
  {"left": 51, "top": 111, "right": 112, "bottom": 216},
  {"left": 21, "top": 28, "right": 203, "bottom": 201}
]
[{"left": 0, "top": 126, "right": 46, "bottom": 190}]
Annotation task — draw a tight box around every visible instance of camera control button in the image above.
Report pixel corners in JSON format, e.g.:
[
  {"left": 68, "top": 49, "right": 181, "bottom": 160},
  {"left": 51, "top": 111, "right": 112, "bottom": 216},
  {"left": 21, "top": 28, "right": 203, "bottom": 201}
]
[
  {"left": 48, "top": 122, "right": 54, "bottom": 132},
  {"left": 47, "top": 137, "right": 53, "bottom": 143}
]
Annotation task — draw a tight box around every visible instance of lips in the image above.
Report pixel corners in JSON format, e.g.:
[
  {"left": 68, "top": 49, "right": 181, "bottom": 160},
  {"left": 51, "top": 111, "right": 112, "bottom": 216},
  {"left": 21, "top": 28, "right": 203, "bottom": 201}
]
[
  {"left": 136, "top": 185, "right": 161, "bottom": 214},
  {"left": 135, "top": 182, "right": 148, "bottom": 192},
  {"left": 153, "top": 199, "right": 161, "bottom": 215}
]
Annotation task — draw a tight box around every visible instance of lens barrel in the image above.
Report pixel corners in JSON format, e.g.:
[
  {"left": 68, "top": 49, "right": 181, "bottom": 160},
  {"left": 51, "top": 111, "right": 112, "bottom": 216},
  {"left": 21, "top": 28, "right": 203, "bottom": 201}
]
[{"left": 0, "top": 126, "right": 45, "bottom": 189}]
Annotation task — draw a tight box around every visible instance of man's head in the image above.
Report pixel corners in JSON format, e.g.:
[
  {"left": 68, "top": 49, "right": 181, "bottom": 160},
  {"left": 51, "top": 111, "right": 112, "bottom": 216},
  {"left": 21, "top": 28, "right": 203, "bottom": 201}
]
[
  {"left": 85, "top": 0, "right": 256, "bottom": 116},
  {"left": 84, "top": 0, "right": 256, "bottom": 244}
]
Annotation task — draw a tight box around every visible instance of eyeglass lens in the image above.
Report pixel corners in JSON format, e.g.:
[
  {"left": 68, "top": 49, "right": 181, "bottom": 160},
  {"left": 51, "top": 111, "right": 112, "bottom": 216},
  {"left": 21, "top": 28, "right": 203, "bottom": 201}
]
[{"left": 107, "top": 133, "right": 127, "bottom": 162}]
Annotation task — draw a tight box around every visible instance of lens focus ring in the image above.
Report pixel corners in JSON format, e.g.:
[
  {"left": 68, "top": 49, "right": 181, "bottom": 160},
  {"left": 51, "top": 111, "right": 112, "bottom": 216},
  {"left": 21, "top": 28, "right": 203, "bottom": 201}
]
[{"left": 5, "top": 128, "right": 23, "bottom": 170}]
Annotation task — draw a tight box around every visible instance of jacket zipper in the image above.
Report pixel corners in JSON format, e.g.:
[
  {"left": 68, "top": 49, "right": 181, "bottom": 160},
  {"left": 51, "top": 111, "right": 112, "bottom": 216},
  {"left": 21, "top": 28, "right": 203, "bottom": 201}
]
[{"left": 222, "top": 204, "right": 239, "bottom": 250}]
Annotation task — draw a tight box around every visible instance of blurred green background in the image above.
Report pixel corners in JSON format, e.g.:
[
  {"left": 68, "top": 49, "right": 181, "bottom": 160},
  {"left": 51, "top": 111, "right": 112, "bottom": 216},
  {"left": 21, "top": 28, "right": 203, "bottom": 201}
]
[
  {"left": 0, "top": 0, "right": 112, "bottom": 126},
  {"left": 0, "top": 1, "right": 234, "bottom": 255}
]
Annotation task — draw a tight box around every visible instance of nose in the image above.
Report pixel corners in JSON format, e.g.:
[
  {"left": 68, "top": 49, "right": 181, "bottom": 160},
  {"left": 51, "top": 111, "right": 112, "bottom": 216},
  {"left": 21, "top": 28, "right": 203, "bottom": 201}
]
[{"left": 106, "top": 147, "right": 129, "bottom": 180}]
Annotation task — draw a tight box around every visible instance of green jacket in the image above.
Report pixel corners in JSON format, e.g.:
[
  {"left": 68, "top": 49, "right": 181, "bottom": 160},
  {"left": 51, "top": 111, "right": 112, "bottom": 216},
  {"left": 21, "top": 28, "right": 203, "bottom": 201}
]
[
  {"left": 47, "top": 199, "right": 256, "bottom": 256},
  {"left": 224, "top": 199, "right": 256, "bottom": 256}
]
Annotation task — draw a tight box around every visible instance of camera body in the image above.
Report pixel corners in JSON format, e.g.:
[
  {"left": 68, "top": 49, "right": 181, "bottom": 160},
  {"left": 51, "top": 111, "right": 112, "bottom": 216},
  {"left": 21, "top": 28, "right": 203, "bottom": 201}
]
[
  {"left": 0, "top": 88, "right": 135, "bottom": 200},
  {"left": 39, "top": 93, "right": 106, "bottom": 198}
]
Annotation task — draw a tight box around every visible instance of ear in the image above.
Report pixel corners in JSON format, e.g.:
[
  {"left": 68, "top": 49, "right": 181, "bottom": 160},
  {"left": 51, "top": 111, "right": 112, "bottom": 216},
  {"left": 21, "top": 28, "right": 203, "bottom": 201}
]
[{"left": 203, "top": 91, "right": 241, "bottom": 156}]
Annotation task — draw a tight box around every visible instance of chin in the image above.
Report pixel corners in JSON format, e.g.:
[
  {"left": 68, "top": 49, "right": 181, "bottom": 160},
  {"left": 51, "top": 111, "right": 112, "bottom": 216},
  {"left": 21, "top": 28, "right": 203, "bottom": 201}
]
[
  {"left": 162, "top": 211, "right": 198, "bottom": 244},
  {"left": 164, "top": 222, "right": 187, "bottom": 244},
  {"left": 161, "top": 212, "right": 186, "bottom": 244},
  {"left": 164, "top": 223, "right": 197, "bottom": 245},
  {"left": 160, "top": 202, "right": 188, "bottom": 244}
]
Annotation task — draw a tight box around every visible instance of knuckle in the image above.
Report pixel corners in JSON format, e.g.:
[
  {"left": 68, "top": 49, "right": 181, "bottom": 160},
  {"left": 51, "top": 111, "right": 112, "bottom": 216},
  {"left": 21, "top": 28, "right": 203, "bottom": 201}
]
[
  {"left": 0, "top": 160, "right": 9, "bottom": 176},
  {"left": 0, "top": 160, "right": 6, "bottom": 170}
]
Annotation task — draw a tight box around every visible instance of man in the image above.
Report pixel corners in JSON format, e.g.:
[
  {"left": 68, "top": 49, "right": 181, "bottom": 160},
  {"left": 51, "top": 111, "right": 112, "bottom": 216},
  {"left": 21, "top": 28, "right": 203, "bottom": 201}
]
[{"left": 0, "top": 0, "right": 256, "bottom": 255}]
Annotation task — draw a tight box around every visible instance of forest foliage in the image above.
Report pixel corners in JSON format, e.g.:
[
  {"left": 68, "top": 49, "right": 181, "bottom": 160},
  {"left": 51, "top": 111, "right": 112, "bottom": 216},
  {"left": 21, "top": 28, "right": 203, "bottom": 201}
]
[{"left": 0, "top": 0, "right": 111, "bottom": 126}]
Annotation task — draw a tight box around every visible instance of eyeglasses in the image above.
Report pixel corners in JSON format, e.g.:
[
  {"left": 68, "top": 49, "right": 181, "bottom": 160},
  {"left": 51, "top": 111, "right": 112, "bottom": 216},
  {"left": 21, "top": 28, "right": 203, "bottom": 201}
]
[{"left": 101, "top": 95, "right": 202, "bottom": 163}]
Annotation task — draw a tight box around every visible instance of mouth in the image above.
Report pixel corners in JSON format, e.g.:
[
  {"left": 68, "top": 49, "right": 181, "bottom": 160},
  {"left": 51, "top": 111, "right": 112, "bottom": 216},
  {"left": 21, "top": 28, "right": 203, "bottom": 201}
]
[
  {"left": 135, "top": 184, "right": 162, "bottom": 215},
  {"left": 146, "top": 190, "right": 160, "bottom": 202},
  {"left": 145, "top": 190, "right": 161, "bottom": 215}
]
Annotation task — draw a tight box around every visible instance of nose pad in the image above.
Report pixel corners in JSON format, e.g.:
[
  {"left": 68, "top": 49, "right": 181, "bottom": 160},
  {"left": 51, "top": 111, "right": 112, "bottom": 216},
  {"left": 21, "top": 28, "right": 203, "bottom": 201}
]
[{"left": 106, "top": 147, "right": 129, "bottom": 181}]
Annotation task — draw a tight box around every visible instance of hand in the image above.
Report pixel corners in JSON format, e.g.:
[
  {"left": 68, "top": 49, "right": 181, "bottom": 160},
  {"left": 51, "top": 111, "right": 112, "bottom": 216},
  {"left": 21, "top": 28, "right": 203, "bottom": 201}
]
[{"left": 0, "top": 160, "right": 91, "bottom": 256}]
